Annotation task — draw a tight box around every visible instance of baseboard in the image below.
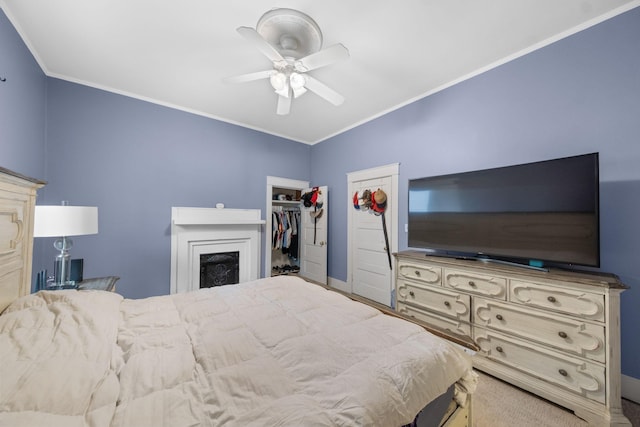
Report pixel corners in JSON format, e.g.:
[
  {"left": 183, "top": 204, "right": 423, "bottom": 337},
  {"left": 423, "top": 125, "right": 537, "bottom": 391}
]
[
  {"left": 622, "top": 374, "right": 640, "bottom": 404},
  {"left": 327, "top": 276, "right": 350, "bottom": 294}
]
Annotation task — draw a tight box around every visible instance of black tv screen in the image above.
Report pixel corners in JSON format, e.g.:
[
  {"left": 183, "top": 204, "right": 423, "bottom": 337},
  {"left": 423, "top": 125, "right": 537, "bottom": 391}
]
[{"left": 408, "top": 153, "right": 600, "bottom": 267}]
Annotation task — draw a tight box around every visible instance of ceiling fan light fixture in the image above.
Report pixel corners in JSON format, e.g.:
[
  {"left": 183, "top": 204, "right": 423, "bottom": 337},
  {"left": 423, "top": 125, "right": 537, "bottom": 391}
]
[
  {"left": 290, "top": 72, "right": 306, "bottom": 89},
  {"left": 292, "top": 86, "right": 307, "bottom": 98},
  {"left": 270, "top": 72, "right": 287, "bottom": 91},
  {"left": 293, "top": 60, "right": 309, "bottom": 73},
  {"left": 290, "top": 72, "right": 307, "bottom": 98},
  {"left": 275, "top": 87, "right": 290, "bottom": 98}
]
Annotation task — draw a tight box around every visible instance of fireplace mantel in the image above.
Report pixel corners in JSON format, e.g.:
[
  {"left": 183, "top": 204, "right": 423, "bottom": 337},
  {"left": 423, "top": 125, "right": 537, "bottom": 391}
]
[
  {"left": 170, "top": 207, "right": 265, "bottom": 294},
  {"left": 172, "top": 207, "right": 265, "bottom": 225}
]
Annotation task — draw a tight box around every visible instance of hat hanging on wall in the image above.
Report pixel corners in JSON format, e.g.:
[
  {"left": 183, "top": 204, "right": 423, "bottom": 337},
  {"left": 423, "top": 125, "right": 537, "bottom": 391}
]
[
  {"left": 360, "top": 189, "right": 372, "bottom": 211},
  {"left": 372, "top": 189, "right": 387, "bottom": 214},
  {"left": 301, "top": 187, "right": 323, "bottom": 208},
  {"left": 310, "top": 208, "right": 323, "bottom": 219},
  {"left": 353, "top": 188, "right": 386, "bottom": 213},
  {"left": 353, "top": 191, "right": 360, "bottom": 210},
  {"left": 301, "top": 191, "right": 314, "bottom": 207}
]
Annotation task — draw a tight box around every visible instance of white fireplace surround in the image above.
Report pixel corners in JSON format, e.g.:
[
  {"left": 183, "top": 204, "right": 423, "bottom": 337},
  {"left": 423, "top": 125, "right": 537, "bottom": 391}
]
[{"left": 170, "top": 207, "right": 265, "bottom": 294}]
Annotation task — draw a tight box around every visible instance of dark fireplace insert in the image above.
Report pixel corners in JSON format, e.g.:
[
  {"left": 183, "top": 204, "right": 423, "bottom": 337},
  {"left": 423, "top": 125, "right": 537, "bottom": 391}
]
[{"left": 200, "top": 251, "right": 239, "bottom": 288}]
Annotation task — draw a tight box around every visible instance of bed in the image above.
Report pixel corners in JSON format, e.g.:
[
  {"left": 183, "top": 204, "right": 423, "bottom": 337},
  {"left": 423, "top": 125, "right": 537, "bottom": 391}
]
[{"left": 0, "top": 167, "right": 476, "bottom": 427}]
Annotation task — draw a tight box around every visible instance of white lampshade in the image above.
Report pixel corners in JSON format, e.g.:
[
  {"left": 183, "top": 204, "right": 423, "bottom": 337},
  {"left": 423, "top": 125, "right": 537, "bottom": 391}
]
[{"left": 34, "top": 206, "right": 99, "bottom": 237}]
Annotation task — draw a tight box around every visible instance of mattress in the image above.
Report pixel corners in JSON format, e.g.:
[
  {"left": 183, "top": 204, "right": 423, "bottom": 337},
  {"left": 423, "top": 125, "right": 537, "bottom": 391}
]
[{"left": 0, "top": 275, "right": 476, "bottom": 426}]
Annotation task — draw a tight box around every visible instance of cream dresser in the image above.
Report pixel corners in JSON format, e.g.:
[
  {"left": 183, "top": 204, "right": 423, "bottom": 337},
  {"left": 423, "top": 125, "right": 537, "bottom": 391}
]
[{"left": 395, "top": 250, "right": 630, "bottom": 427}]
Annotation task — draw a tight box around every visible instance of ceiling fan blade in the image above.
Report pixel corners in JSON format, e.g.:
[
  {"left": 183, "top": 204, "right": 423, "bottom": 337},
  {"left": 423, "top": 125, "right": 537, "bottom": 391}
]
[
  {"left": 276, "top": 93, "right": 291, "bottom": 115},
  {"left": 223, "top": 69, "right": 275, "bottom": 84},
  {"left": 237, "top": 26, "right": 284, "bottom": 63},
  {"left": 304, "top": 75, "right": 345, "bottom": 106},
  {"left": 295, "top": 44, "right": 350, "bottom": 72}
]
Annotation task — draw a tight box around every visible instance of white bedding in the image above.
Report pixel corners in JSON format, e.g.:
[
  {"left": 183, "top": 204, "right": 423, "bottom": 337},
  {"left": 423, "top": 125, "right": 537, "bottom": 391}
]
[{"left": 0, "top": 276, "right": 476, "bottom": 427}]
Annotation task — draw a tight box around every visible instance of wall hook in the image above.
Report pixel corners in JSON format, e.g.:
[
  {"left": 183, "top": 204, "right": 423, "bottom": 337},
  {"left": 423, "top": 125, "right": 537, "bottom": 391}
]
[{"left": 0, "top": 77, "right": 6, "bottom": 82}]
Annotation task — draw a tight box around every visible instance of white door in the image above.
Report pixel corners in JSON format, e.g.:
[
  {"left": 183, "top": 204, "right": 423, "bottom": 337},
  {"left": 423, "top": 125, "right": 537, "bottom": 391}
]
[
  {"left": 299, "top": 186, "right": 328, "bottom": 284},
  {"left": 351, "top": 176, "right": 394, "bottom": 305}
]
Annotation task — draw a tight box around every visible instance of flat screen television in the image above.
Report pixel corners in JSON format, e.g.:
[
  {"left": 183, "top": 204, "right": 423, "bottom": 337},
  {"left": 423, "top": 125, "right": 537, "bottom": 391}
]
[{"left": 408, "top": 153, "right": 600, "bottom": 268}]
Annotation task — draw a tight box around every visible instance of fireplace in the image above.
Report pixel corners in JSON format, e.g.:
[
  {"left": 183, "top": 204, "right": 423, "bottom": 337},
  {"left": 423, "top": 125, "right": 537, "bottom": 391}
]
[
  {"left": 170, "top": 207, "right": 265, "bottom": 294},
  {"left": 200, "top": 251, "right": 239, "bottom": 287}
]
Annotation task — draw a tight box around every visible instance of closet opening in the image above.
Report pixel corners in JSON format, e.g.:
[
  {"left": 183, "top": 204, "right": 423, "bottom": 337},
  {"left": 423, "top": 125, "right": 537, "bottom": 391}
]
[
  {"left": 272, "top": 204, "right": 301, "bottom": 276},
  {"left": 265, "top": 176, "right": 309, "bottom": 279},
  {"left": 271, "top": 188, "right": 301, "bottom": 276},
  {"left": 266, "top": 176, "right": 327, "bottom": 284}
]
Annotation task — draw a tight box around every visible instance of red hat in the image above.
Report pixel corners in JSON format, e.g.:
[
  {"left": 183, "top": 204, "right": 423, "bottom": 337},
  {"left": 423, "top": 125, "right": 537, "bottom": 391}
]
[{"left": 372, "top": 189, "right": 387, "bottom": 213}]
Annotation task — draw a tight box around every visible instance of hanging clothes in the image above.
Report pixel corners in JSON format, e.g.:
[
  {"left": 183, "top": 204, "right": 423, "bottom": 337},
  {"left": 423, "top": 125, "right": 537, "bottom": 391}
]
[
  {"left": 287, "top": 210, "right": 300, "bottom": 260},
  {"left": 272, "top": 207, "right": 300, "bottom": 258}
]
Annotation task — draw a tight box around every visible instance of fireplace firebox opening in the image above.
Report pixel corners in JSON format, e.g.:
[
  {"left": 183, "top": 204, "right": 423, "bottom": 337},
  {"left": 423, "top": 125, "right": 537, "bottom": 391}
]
[{"left": 200, "top": 251, "right": 240, "bottom": 288}]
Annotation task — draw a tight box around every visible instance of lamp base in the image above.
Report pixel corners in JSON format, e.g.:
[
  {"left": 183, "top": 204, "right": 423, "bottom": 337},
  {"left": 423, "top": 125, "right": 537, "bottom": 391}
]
[
  {"left": 53, "top": 236, "right": 73, "bottom": 285},
  {"left": 45, "top": 279, "right": 78, "bottom": 290}
]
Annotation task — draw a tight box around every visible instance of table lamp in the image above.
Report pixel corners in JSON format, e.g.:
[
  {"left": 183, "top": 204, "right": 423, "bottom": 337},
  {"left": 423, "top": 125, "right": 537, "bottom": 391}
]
[{"left": 34, "top": 201, "right": 98, "bottom": 289}]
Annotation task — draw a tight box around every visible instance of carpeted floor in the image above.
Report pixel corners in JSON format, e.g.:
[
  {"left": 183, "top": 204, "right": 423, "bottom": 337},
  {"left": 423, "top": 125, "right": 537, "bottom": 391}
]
[{"left": 472, "top": 371, "right": 640, "bottom": 427}]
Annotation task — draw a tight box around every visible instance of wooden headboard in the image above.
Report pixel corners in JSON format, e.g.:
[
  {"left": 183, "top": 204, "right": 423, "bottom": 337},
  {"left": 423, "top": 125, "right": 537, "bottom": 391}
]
[{"left": 0, "top": 167, "right": 45, "bottom": 313}]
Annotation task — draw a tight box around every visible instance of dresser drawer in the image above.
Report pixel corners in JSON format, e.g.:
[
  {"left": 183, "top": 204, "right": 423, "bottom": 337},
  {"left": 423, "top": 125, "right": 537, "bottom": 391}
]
[
  {"left": 444, "top": 269, "right": 507, "bottom": 299},
  {"left": 397, "top": 279, "right": 470, "bottom": 322},
  {"left": 473, "top": 297, "right": 605, "bottom": 363},
  {"left": 398, "top": 262, "right": 441, "bottom": 286},
  {"left": 474, "top": 328, "right": 605, "bottom": 403},
  {"left": 510, "top": 280, "right": 605, "bottom": 322},
  {"left": 397, "top": 302, "right": 471, "bottom": 338}
]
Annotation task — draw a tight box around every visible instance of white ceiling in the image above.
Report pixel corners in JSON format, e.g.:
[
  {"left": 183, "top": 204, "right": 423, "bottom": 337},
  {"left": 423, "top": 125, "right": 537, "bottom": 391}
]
[{"left": 2, "top": 0, "right": 638, "bottom": 144}]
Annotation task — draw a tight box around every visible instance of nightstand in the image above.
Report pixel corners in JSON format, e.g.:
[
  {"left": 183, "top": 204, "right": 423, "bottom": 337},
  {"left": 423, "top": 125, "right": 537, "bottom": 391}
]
[{"left": 77, "top": 276, "right": 120, "bottom": 292}]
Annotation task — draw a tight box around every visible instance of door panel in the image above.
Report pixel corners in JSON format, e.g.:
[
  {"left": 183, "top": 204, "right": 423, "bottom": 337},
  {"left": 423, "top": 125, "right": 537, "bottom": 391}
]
[
  {"left": 356, "top": 227, "right": 385, "bottom": 249},
  {"left": 355, "top": 248, "right": 389, "bottom": 276},
  {"left": 299, "top": 186, "right": 327, "bottom": 284},
  {"left": 353, "top": 269, "right": 389, "bottom": 304}
]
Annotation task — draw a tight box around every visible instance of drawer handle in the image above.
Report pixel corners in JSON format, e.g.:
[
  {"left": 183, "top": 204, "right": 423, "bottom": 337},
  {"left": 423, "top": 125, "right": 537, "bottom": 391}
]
[
  {"left": 496, "top": 346, "right": 504, "bottom": 353},
  {"left": 558, "top": 331, "right": 568, "bottom": 339},
  {"left": 415, "top": 270, "right": 421, "bottom": 276},
  {"left": 444, "top": 301, "right": 451, "bottom": 307},
  {"left": 495, "top": 314, "right": 503, "bottom": 321},
  {"left": 468, "top": 281, "right": 476, "bottom": 287},
  {"left": 559, "top": 369, "right": 568, "bottom": 377},
  {"left": 409, "top": 291, "right": 415, "bottom": 297},
  {"left": 547, "top": 296, "right": 557, "bottom": 303}
]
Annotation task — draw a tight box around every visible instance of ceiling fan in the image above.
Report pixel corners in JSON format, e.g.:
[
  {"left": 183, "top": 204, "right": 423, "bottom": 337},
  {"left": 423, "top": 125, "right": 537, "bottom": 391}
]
[{"left": 224, "top": 8, "right": 350, "bottom": 115}]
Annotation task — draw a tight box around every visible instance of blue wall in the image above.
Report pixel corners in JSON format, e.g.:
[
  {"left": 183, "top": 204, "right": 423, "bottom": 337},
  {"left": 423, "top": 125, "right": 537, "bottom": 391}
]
[
  {"left": 41, "top": 79, "right": 310, "bottom": 298},
  {"left": 0, "top": 9, "right": 46, "bottom": 179},
  {"left": 311, "top": 7, "right": 640, "bottom": 379}
]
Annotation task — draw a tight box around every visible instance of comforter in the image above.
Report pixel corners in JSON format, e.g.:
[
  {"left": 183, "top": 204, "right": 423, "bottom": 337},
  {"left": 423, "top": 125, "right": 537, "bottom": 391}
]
[{"left": 0, "top": 276, "right": 476, "bottom": 427}]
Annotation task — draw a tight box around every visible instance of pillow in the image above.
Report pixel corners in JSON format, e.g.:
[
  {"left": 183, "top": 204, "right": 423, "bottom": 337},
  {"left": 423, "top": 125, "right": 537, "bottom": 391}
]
[{"left": 77, "top": 276, "right": 120, "bottom": 292}]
